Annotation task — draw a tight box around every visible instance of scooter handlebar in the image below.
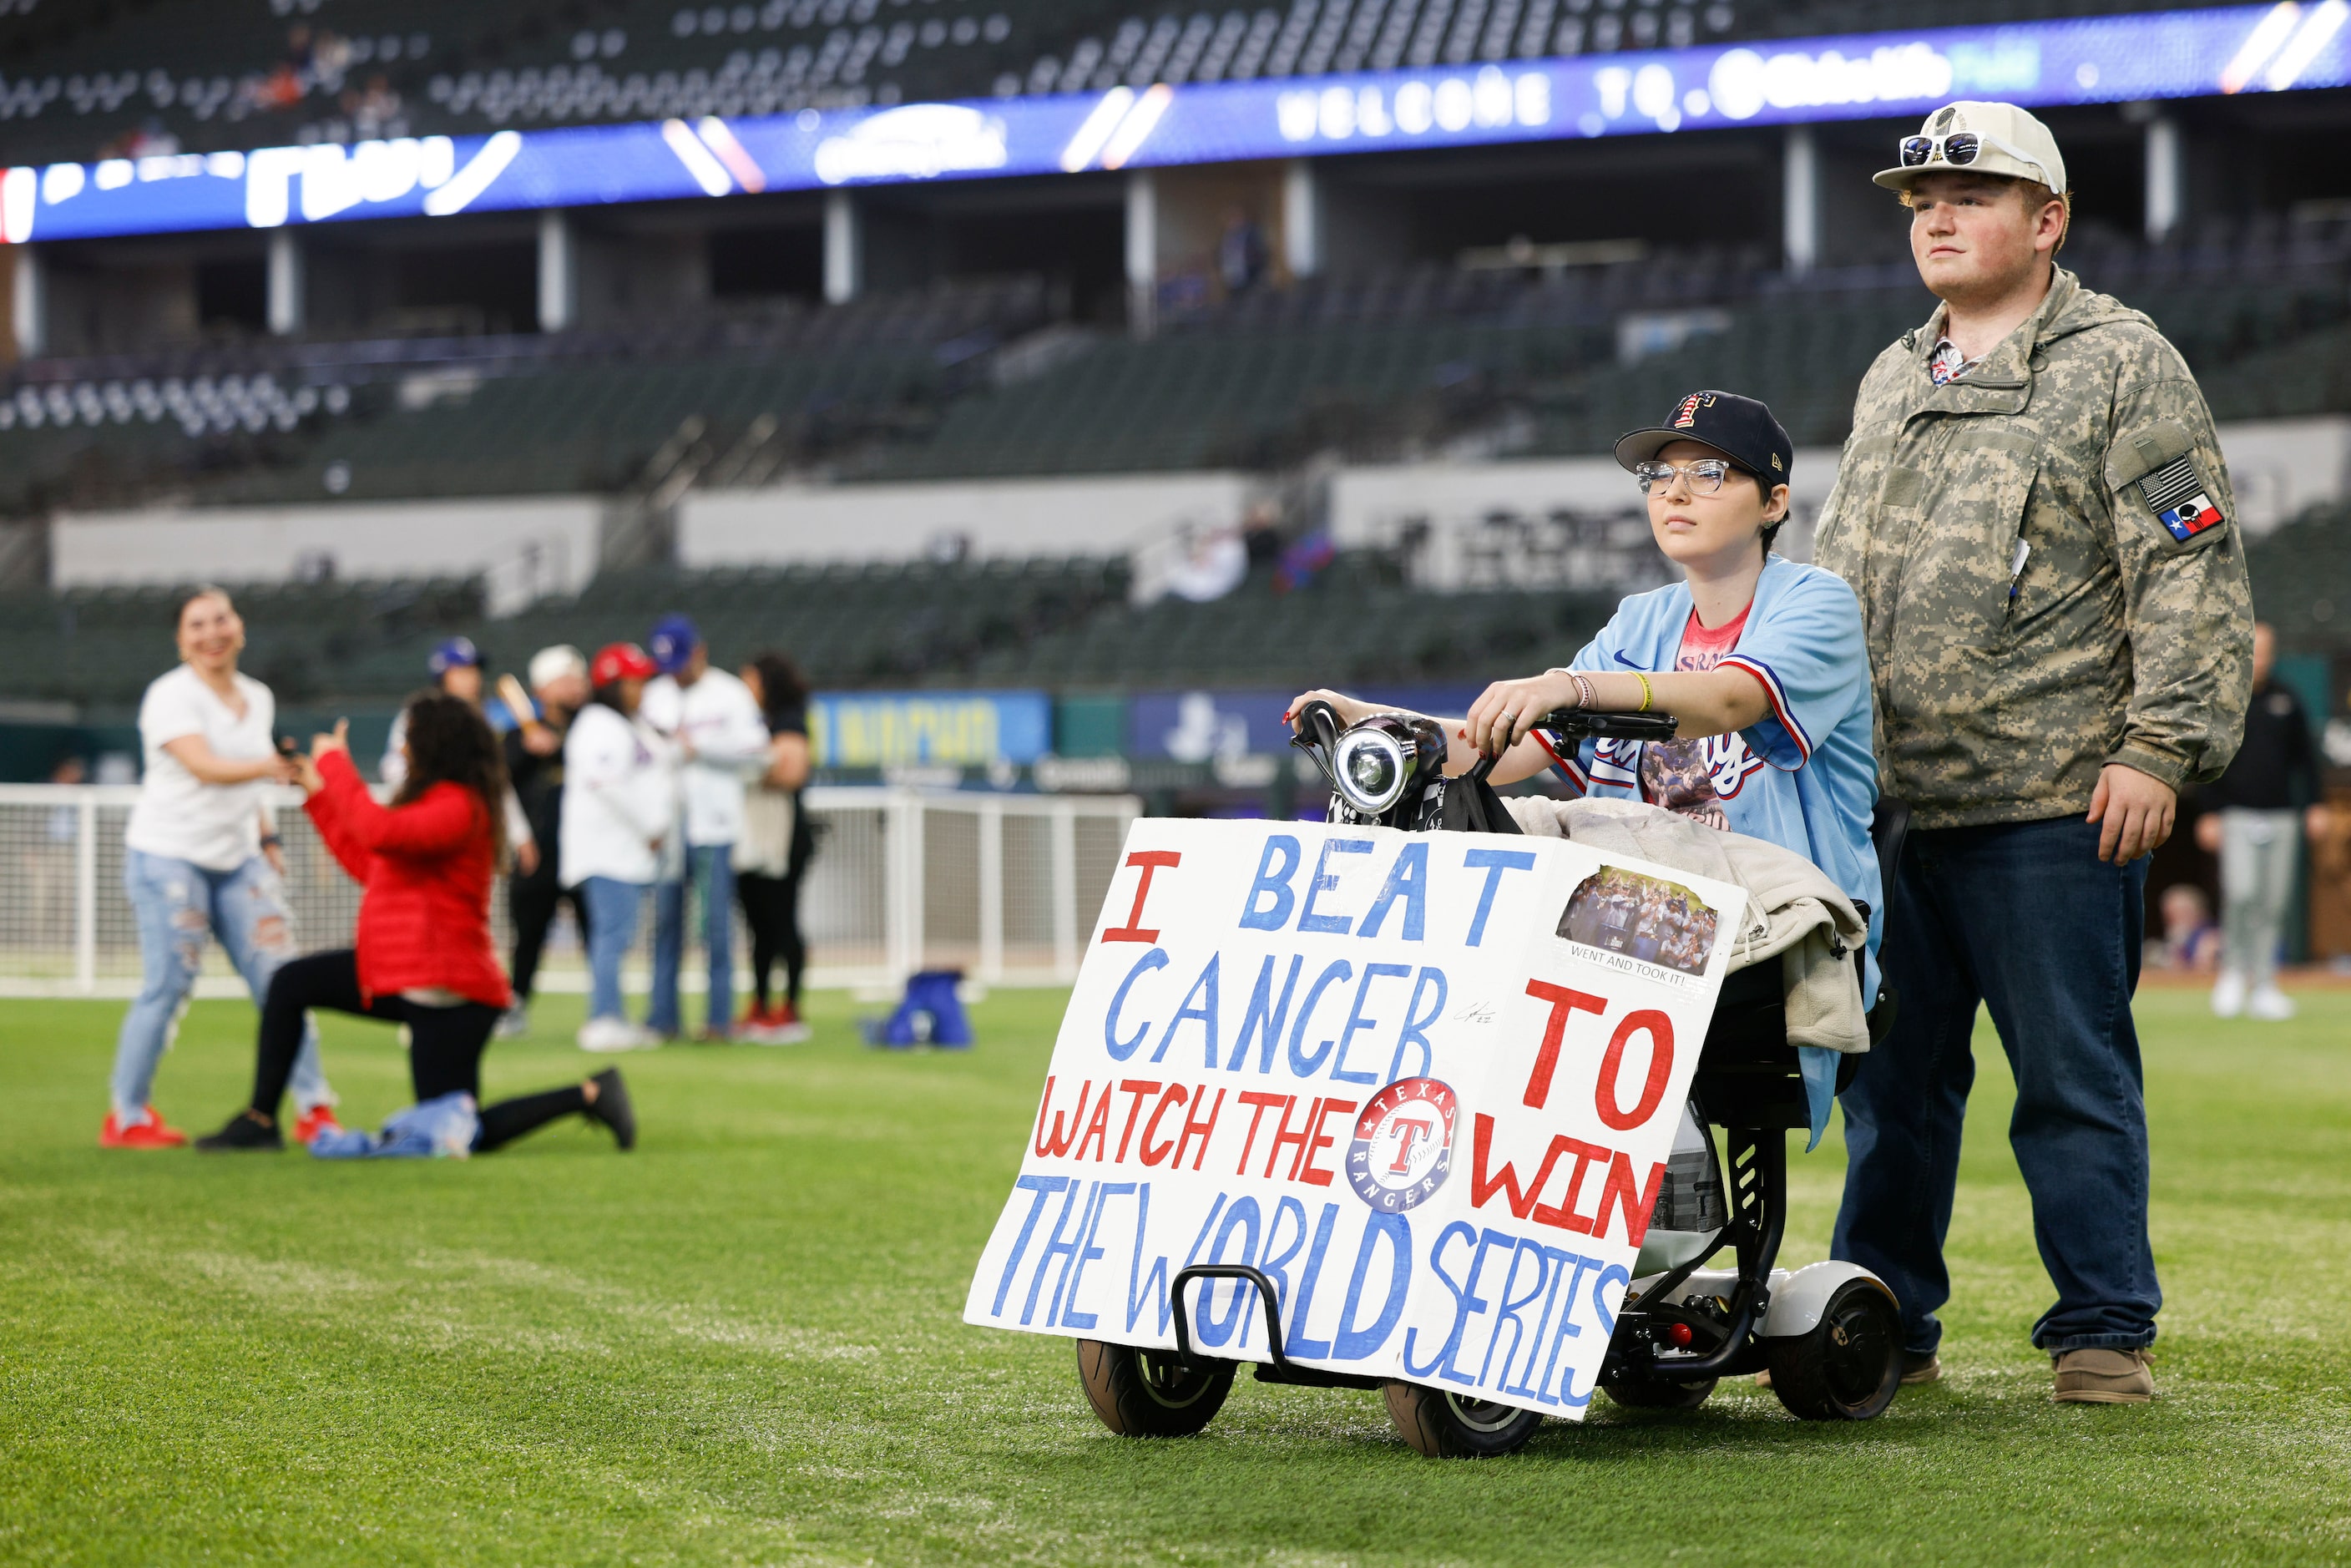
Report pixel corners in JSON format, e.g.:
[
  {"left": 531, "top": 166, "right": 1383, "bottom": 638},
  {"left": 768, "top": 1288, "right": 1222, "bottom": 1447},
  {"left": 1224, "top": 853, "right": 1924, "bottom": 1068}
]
[
  {"left": 1533, "top": 707, "right": 1681, "bottom": 741},
  {"left": 1464, "top": 708, "right": 1676, "bottom": 784}
]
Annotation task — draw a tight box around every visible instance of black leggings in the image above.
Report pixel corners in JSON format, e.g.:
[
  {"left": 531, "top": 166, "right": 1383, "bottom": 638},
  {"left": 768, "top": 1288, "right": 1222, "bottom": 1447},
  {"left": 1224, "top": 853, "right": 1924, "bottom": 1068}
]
[
  {"left": 737, "top": 870, "right": 806, "bottom": 1008},
  {"left": 507, "top": 864, "right": 589, "bottom": 1003},
  {"left": 252, "top": 949, "right": 588, "bottom": 1151}
]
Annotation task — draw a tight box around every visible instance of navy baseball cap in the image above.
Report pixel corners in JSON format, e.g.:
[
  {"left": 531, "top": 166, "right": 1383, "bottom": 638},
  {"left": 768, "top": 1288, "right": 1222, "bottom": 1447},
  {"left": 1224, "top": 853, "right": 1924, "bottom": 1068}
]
[
  {"left": 1614, "top": 391, "right": 1792, "bottom": 488},
  {"left": 648, "top": 614, "right": 701, "bottom": 674},
  {"left": 427, "top": 635, "right": 480, "bottom": 675}
]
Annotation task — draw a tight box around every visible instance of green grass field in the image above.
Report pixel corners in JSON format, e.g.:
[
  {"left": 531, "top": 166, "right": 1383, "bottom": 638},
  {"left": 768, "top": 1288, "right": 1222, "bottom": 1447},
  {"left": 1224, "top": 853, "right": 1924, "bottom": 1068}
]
[{"left": 4, "top": 985, "right": 2348, "bottom": 1566}]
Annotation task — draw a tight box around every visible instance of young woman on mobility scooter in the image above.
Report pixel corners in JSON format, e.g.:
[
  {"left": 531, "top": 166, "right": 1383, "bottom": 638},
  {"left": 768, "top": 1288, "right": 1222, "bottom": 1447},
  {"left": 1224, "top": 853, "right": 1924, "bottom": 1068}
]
[{"left": 1268, "top": 390, "right": 1909, "bottom": 1448}]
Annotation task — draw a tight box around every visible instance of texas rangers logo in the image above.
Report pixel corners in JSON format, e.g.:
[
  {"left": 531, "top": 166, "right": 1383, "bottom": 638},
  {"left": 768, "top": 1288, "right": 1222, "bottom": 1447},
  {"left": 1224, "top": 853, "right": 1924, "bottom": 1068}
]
[
  {"left": 1671, "top": 392, "right": 1716, "bottom": 428},
  {"left": 1347, "top": 1077, "right": 1458, "bottom": 1213}
]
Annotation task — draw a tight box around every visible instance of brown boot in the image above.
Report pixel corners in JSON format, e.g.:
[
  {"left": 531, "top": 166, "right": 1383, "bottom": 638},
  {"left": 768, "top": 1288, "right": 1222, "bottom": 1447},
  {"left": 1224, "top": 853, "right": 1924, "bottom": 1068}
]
[{"left": 2052, "top": 1347, "right": 2155, "bottom": 1404}]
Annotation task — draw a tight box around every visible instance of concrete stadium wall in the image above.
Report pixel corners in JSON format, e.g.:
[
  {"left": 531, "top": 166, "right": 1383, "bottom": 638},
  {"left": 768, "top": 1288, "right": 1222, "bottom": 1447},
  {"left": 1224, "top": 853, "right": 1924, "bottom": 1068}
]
[
  {"left": 1331, "top": 416, "right": 2351, "bottom": 588},
  {"left": 1327, "top": 447, "right": 1845, "bottom": 586},
  {"left": 2207, "top": 417, "right": 2351, "bottom": 534},
  {"left": 37, "top": 416, "right": 2342, "bottom": 601},
  {"left": 679, "top": 472, "right": 1254, "bottom": 567},
  {"left": 50, "top": 497, "right": 604, "bottom": 609}
]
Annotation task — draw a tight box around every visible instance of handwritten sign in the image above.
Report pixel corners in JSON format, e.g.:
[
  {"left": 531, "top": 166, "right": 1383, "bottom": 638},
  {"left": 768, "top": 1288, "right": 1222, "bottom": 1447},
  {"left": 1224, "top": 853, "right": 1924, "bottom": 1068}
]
[{"left": 964, "top": 817, "right": 1744, "bottom": 1420}]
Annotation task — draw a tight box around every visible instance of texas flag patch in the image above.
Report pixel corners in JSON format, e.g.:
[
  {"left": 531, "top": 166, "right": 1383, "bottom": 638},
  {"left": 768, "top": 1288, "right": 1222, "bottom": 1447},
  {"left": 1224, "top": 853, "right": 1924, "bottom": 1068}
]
[{"left": 2137, "top": 455, "right": 2224, "bottom": 542}]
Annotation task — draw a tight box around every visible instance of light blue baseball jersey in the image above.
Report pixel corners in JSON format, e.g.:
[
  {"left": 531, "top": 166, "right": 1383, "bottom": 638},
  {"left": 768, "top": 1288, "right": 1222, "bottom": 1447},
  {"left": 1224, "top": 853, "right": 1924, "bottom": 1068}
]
[{"left": 1537, "top": 555, "right": 1884, "bottom": 997}]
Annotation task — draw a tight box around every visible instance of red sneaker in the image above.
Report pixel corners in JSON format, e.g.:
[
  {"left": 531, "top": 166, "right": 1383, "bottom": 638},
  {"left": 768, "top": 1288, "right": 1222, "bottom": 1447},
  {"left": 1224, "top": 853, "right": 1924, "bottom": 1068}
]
[
  {"left": 99, "top": 1106, "right": 189, "bottom": 1149},
  {"left": 771, "top": 1000, "right": 812, "bottom": 1045},
  {"left": 292, "top": 1105, "right": 344, "bottom": 1146}
]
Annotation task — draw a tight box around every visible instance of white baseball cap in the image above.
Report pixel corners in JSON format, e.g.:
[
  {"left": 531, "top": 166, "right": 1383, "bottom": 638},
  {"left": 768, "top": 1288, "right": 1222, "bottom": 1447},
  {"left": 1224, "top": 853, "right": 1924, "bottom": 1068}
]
[
  {"left": 528, "top": 643, "right": 588, "bottom": 689},
  {"left": 1873, "top": 101, "right": 2066, "bottom": 193}
]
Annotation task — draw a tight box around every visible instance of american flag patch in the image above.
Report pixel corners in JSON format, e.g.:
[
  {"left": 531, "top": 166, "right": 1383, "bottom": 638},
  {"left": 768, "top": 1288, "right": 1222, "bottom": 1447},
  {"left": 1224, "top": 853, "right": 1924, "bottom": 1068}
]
[{"left": 2137, "top": 455, "right": 2222, "bottom": 542}]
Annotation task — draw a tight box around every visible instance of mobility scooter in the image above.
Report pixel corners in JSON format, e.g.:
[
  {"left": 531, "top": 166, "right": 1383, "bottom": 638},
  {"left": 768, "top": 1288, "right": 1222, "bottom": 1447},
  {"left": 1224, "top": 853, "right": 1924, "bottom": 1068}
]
[{"left": 1074, "top": 700, "right": 1909, "bottom": 1456}]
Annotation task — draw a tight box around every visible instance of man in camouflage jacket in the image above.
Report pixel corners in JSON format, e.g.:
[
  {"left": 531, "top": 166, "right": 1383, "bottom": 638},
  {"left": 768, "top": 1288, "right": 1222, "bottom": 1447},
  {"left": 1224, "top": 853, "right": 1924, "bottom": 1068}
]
[{"left": 1811, "top": 102, "right": 2252, "bottom": 1404}]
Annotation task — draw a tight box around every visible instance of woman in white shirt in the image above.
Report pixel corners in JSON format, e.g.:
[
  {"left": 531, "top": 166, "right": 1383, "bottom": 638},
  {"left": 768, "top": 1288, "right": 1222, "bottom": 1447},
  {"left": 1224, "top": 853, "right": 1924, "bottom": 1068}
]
[
  {"left": 560, "top": 642, "right": 678, "bottom": 1053},
  {"left": 104, "top": 588, "right": 338, "bottom": 1148}
]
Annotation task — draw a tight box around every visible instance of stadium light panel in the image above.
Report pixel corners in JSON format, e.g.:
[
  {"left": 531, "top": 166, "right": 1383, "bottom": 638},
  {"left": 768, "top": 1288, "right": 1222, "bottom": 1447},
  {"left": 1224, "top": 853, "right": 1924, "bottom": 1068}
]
[{"left": 1, "top": 3, "right": 2346, "bottom": 245}]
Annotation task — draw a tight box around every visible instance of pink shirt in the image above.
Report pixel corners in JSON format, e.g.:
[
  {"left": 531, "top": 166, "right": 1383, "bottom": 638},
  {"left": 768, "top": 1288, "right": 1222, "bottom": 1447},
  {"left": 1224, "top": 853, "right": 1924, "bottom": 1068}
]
[{"left": 1639, "top": 599, "right": 1757, "bottom": 830}]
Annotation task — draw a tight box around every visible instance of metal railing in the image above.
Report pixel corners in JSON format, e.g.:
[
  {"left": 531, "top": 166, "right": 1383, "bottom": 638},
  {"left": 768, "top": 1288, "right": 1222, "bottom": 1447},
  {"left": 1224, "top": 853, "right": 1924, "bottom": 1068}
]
[{"left": 0, "top": 784, "right": 1139, "bottom": 999}]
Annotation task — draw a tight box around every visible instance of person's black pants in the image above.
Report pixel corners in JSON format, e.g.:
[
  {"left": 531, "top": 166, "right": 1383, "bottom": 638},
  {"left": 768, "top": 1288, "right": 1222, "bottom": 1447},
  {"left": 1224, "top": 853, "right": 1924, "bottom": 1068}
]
[
  {"left": 507, "top": 862, "right": 589, "bottom": 1004},
  {"left": 252, "top": 950, "right": 588, "bottom": 1151},
  {"left": 736, "top": 870, "right": 806, "bottom": 1008}
]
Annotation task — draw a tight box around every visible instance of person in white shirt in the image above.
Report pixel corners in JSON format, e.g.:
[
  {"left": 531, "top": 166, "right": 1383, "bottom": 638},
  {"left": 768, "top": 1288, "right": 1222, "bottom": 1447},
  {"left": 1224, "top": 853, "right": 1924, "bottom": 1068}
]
[
  {"left": 104, "top": 587, "right": 338, "bottom": 1148},
  {"left": 639, "top": 615, "right": 770, "bottom": 1039},
  {"left": 561, "top": 642, "right": 677, "bottom": 1053}
]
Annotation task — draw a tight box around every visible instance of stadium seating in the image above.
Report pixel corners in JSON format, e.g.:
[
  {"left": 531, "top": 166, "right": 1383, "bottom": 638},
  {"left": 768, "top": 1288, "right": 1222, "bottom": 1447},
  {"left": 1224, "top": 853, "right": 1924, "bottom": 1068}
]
[
  {"left": 10, "top": 219, "right": 2344, "bottom": 511},
  {"left": 0, "top": 575, "right": 487, "bottom": 706},
  {"left": 970, "top": 549, "right": 1619, "bottom": 688},
  {"left": 15, "top": 493, "right": 2339, "bottom": 716},
  {"left": 0, "top": 0, "right": 2230, "bottom": 165},
  {"left": 0, "top": 276, "right": 1048, "bottom": 513},
  {"left": 0, "top": 554, "right": 1130, "bottom": 708},
  {"left": 0, "top": 546, "right": 1625, "bottom": 709},
  {"left": 2245, "top": 500, "right": 2351, "bottom": 659}
]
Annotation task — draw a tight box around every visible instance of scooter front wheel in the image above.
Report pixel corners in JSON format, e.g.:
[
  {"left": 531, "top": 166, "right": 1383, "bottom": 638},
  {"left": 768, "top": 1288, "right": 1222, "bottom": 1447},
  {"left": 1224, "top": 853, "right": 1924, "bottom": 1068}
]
[
  {"left": 1764, "top": 1278, "right": 1903, "bottom": 1421},
  {"left": 1076, "top": 1339, "right": 1236, "bottom": 1436},
  {"left": 1383, "top": 1382, "right": 1543, "bottom": 1457}
]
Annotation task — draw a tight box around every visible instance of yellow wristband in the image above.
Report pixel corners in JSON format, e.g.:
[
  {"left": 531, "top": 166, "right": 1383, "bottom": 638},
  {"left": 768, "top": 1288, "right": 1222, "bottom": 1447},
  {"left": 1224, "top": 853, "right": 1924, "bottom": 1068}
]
[{"left": 1634, "top": 672, "right": 1654, "bottom": 712}]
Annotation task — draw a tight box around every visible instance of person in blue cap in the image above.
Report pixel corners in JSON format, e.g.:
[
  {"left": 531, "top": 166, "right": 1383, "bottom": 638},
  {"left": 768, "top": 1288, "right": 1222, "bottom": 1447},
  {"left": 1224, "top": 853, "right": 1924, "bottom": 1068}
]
[
  {"left": 383, "top": 635, "right": 538, "bottom": 873},
  {"left": 638, "top": 614, "right": 771, "bottom": 1039},
  {"left": 382, "top": 639, "right": 483, "bottom": 780}
]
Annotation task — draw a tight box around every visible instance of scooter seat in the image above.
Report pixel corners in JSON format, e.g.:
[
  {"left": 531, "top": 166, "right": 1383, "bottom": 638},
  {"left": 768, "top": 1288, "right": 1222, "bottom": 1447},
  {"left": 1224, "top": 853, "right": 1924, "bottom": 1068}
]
[{"left": 1691, "top": 963, "right": 1814, "bottom": 1130}]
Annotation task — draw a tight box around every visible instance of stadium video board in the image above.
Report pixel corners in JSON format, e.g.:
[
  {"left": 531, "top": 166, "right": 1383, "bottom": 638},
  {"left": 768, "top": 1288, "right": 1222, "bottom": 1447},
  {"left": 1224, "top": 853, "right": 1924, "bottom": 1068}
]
[{"left": 2, "top": 1, "right": 2344, "bottom": 245}]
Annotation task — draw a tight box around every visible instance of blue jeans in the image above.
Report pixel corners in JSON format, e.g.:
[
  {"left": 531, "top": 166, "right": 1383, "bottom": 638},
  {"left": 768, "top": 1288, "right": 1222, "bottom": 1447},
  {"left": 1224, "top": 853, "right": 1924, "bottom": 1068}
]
[
  {"left": 111, "top": 848, "right": 330, "bottom": 1118},
  {"left": 649, "top": 843, "right": 736, "bottom": 1034},
  {"left": 1833, "top": 815, "right": 2157, "bottom": 1355},
  {"left": 579, "top": 876, "right": 647, "bottom": 1023}
]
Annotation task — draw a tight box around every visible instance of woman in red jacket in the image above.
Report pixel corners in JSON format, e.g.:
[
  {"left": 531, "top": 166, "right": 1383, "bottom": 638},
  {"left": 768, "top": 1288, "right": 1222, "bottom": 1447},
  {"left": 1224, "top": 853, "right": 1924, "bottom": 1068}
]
[{"left": 197, "top": 694, "right": 634, "bottom": 1153}]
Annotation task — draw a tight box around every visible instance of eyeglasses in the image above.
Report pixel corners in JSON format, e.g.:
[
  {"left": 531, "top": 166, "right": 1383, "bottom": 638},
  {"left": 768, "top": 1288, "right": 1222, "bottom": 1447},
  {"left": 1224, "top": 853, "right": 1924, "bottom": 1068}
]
[
  {"left": 1634, "top": 458, "right": 1738, "bottom": 495},
  {"left": 1897, "top": 130, "right": 2054, "bottom": 187}
]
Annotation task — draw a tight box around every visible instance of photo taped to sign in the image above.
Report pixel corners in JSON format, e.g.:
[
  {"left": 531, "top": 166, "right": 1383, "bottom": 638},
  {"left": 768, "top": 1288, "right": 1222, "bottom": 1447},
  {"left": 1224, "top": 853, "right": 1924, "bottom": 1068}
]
[{"left": 1556, "top": 867, "right": 1721, "bottom": 978}]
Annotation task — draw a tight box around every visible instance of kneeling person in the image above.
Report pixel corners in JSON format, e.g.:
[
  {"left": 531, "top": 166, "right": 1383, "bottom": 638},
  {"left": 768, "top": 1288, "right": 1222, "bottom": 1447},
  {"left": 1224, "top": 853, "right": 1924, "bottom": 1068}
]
[{"left": 199, "top": 696, "right": 635, "bottom": 1154}]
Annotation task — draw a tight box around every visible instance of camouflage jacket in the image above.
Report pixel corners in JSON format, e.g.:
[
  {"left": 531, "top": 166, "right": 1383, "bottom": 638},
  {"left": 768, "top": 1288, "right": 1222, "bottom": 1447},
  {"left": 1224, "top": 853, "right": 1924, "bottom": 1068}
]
[{"left": 1813, "top": 267, "right": 2252, "bottom": 830}]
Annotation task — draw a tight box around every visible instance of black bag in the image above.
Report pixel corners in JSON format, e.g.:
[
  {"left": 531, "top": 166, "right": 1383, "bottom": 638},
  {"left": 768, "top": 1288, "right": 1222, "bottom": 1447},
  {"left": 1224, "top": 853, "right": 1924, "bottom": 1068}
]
[{"left": 1438, "top": 771, "right": 1523, "bottom": 836}]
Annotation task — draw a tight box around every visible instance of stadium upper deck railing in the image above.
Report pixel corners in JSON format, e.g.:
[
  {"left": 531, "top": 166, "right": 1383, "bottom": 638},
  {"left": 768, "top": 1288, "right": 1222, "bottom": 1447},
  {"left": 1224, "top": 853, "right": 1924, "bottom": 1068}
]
[{"left": 0, "top": 784, "right": 1139, "bottom": 999}]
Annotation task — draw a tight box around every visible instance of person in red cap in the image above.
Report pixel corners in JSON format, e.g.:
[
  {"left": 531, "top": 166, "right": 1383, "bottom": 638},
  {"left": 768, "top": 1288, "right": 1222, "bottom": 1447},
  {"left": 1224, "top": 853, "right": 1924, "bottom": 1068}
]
[
  {"left": 194, "top": 694, "right": 634, "bottom": 1153},
  {"left": 562, "top": 643, "right": 677, "bottom": 1053}
]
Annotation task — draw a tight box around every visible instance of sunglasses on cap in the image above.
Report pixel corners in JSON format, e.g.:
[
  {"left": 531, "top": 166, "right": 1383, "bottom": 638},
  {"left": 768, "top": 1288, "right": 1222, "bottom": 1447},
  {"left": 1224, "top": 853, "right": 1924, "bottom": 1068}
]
[{"left": 1897, "top": 130, "right": 2054, "bottom": 187}]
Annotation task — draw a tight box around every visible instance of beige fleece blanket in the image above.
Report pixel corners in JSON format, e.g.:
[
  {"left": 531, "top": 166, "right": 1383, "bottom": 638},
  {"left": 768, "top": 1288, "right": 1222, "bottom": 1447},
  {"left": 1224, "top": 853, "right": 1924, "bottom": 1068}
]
[{"left": 1504, "top": 795, "right": 1872, "bottom": 1054}]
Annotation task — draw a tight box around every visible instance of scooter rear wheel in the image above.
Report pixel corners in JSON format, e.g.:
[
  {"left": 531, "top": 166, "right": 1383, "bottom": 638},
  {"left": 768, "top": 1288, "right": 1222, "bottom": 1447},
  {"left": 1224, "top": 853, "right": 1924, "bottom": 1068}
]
[
  {"left": 1764, "top": 1279, "right": 1903, "bottom": 1421},
  {"left": 1383, "top": 1382, "right": 1544, "bottom": 1457},
  {"left": 1076, "top": 1339, "right": 1235, "bottom": 1437}
]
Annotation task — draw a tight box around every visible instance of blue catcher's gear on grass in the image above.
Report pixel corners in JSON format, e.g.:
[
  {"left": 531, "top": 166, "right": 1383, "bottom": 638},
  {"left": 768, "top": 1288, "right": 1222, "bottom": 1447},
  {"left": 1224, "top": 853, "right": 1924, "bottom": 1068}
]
[{"left": 877, "top": 970, "right": 972, "bottom": 1048}]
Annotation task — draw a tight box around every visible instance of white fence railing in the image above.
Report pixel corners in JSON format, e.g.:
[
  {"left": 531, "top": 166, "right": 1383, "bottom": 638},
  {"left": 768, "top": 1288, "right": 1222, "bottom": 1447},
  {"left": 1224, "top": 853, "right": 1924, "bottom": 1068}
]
[{"left": 0, "top": 784, "right": 1140, "bottom": 999}]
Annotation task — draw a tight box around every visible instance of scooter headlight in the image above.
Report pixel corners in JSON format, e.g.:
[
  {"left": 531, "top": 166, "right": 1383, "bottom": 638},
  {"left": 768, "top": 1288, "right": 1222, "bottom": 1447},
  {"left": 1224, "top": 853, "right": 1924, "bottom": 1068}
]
[{"left": 1332, "top": 727, "right": 1412, "bottom": 816}]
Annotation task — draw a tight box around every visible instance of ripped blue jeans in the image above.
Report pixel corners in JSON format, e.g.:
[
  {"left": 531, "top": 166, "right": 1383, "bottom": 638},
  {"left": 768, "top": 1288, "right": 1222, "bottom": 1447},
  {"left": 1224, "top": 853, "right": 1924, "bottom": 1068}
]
[{"left": 109, "top": 848, "right": 331, "bottom": 1118}]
